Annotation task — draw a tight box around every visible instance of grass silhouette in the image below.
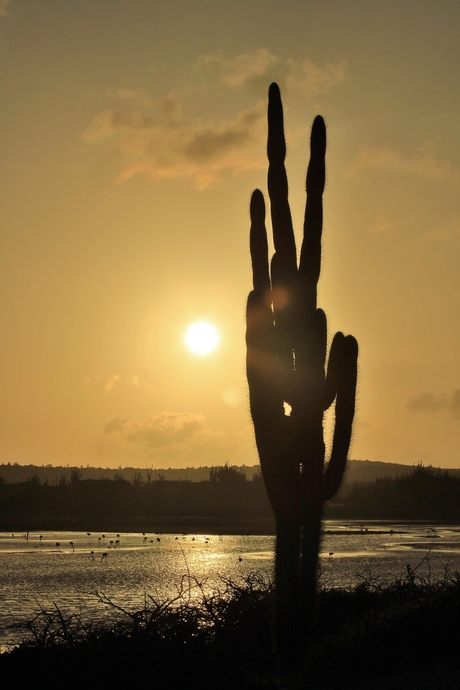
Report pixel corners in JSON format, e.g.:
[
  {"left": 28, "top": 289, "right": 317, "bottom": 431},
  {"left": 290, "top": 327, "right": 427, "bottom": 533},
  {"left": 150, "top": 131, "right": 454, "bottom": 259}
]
[{"left": 1, "top": 564, "right": 459, "bottom": 689}]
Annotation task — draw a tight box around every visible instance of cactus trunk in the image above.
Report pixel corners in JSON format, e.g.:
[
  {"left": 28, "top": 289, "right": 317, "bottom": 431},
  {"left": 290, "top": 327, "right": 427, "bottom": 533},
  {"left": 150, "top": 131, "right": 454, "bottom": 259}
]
[{"left": 246, "top": 83, "right": 358, "bottom": 672}]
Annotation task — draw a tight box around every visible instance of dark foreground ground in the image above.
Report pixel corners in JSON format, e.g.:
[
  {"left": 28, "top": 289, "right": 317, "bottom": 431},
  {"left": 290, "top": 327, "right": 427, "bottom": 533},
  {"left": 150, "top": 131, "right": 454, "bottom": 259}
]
[{"left": 1, "top": 569, "right": 459, "bottom": 690}]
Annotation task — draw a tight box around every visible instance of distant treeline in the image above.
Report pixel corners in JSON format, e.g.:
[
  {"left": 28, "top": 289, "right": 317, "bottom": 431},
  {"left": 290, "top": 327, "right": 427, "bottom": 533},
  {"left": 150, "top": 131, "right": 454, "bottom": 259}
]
[
  {"left": 0, "top": 464, "right": 274, "bottom": 533},
  {"left": 0, "top": 463, "right": 259, "bottom": 485},
  {"left": 339, "top": 463, "right": 460, "bottom": 521},
  {"left": 1, "top": 463, "right": 460, "bottom": 531},
  {"left": 2, "top": 458, "right": 459, "bottom": 487}
]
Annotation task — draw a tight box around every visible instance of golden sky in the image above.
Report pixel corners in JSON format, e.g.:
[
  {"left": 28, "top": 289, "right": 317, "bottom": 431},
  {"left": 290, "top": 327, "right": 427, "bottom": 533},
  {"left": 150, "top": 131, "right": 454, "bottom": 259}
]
[{"left": 1, "top": 0, "right": 460, "bottom": 470}]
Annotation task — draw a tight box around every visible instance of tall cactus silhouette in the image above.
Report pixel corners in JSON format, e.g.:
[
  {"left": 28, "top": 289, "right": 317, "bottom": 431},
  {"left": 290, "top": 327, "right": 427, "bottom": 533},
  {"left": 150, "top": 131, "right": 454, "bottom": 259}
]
[{"left": 246, "top": 83, "right": 358, "bottom": 670}]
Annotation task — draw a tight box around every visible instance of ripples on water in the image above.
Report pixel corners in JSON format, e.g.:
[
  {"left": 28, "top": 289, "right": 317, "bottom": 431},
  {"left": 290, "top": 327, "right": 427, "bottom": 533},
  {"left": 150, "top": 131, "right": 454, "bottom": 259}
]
[{"left": 1, "top": 521, "right": 460, "bottom": 648}]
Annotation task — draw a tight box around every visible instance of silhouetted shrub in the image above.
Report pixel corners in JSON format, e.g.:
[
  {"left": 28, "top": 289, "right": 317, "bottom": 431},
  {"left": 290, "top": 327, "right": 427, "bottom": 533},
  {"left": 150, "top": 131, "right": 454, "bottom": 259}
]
[{"left": 2, "top": 567, "right": 459, "bottom": 689}]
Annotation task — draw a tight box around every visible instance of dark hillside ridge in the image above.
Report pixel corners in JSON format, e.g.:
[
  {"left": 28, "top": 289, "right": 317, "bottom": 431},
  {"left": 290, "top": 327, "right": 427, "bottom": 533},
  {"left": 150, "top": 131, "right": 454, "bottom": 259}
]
[
  {"left": 1, "top": 462, "right": 460, "bottom": 529},
  {"left": 1, "top": 459, "right": 459, "bottom": 486}
]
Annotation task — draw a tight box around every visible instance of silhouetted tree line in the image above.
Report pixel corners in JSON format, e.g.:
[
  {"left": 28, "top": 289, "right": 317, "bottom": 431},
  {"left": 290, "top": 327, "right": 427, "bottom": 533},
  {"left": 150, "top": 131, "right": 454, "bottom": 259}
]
[
  {"left": 1, "top": 463, "right": 459, "bottom": 530},
  {"left": 2, "top": 460, "right": 458, "bottom": 488},
  {"left": 337, "top": 463, "right": 460, "bottom": 520},
  {"left": 0, "top": 464, "right": 274, "bottom": 531},
  {"left": 0, "top": 462, "right": 261, "bottom": 485}
]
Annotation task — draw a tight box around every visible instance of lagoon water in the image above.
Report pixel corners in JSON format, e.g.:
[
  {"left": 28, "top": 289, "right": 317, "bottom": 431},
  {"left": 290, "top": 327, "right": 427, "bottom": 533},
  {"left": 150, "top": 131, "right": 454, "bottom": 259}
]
[{"left": 1, "top": 520, "right": 460, "bottom": 649}]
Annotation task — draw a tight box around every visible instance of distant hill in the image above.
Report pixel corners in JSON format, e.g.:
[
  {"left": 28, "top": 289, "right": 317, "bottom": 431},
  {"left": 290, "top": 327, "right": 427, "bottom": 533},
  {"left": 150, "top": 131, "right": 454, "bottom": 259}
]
[
  {"left": 0, "top": 459, "right": 459, "bottom": 486},
  {"left": 346, "top": 459, "right": 460, "bottom": 482}
]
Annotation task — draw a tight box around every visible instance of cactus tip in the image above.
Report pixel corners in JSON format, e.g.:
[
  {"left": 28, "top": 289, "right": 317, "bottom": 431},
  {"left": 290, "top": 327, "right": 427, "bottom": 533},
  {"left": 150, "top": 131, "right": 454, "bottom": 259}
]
[
  {"left": 311, "top": 115, "right": 326, "bottom": 156},
  {"left": 269, "top": 82, "right": 280, "bottom": 98},
  {"left": 250, "top": 189, "right": 265, "bottom": 222}
]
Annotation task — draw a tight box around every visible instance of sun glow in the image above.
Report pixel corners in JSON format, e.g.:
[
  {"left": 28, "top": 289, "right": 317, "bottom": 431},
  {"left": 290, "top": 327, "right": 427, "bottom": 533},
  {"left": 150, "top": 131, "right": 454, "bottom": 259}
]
[{"left": 185, "top": 321, "right": 220, "bottom": 356}]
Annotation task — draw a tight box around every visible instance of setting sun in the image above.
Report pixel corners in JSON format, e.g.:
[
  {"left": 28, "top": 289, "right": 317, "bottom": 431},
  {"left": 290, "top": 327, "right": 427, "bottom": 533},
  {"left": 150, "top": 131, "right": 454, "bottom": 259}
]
[{"left": 185, "top": 321, "right": 220, "bottom": 356}]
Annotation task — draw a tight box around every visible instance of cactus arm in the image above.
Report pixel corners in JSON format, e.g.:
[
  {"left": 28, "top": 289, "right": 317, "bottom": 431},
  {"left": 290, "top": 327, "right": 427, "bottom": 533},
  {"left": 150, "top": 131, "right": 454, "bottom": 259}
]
[
  {"left": 299, "top": 115, "right": 326, "bottom": 313},
  {"left": 266, "top": 83, "right": 298, "bottom": 402},
  {"left": 267, "top": 83, "right": 297, "bottom": 270},
  {"left": 323, "top": 334, "right": 358, "bottom": 500},
  {"left": 249, "top": 189, "right": 270, "bottom": 296},
  {"left": 246, "top": 188, "right": 280, "bottom": 428},
  {"left": 323, "top": 331, "right": 347, "bottom": 410},
  {"left": 246, "top": 188, "right": 289, "bottom": 516},
  {"left": 292, "top": 113, "right": 329, "bottom": 499}
]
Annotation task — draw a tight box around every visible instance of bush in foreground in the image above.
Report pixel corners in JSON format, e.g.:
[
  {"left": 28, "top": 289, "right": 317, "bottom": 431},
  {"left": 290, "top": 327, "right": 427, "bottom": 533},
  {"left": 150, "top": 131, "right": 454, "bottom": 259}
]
[{"left": 1, "top": 567, "right": 459, "bottom": 689}]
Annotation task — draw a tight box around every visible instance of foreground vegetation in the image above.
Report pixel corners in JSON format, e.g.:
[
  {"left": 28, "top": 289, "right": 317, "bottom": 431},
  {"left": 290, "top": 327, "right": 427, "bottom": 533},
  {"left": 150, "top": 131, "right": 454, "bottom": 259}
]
[{"left": 1, "top": 565, "right": 459, "bottom": 689}]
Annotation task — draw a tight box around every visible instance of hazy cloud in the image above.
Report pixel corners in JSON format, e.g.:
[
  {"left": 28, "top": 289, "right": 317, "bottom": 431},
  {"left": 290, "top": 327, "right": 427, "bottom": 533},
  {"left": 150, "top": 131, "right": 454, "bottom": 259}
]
[
  {"left": 99, "top": 413, "right": 256, "bottom": 467},
  {"left": 109, "top": 88, "right": 154, "bottom": 107},
  {"left": 104, "top": 374, "right": 120, "bottom": 393},
  {"left": 85, "top": 373, "right": 151, "bottom": 392},
  {"left": 194, "top": 48, "right": 348, "bottom": 97},
  {"left": 0, "top": 0, "right": 11, "bottom": 49},
  {"left": 104, "top": 411, "right": 205, "bottom": 447},
  {"left": 366, "top": 213, "right": 395, "bottom": 235},
  {"left": 350, "top": 141, "right": 460, "bottom": 189},
  {"left": 83, "top": 97, "right": 264, "bottom": 189},
  {"left": 0, "top": 0, "right": 11, "bottom": 18},
  {"left": 84, "top": 49, "right": 346, "bottom": 188},
  {"left": 407, "top": 390, "right": 460, "bottom": 418},
  {"left": 424, "top": 216, "right": 460, "bottom": 241},
  {"left": 103, "top": 416, "right": 131, "bottom": 434}
]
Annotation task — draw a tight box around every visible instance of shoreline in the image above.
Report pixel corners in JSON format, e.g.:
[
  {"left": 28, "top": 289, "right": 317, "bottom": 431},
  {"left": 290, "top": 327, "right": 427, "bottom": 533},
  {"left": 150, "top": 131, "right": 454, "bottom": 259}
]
[
  {"left": 2, "top": 515, "right": 458, "bottom": 536},
  {"left": 0, "top": 516, "right": 277, "bottom": 535}
]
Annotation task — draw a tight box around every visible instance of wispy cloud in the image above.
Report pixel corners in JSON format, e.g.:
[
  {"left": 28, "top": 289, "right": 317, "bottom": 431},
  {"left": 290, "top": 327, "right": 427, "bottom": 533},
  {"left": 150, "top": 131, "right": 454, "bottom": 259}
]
[
  {"left": 83, "top": 49, "right": 347, "bottom": 189},
  {"left": 407, "top": 390, "right": 460, "bottom": 418},
  {"left": 103, "top": 411, "right": 205, "bottom": 447},
  {"left": 0, "top": 0, "right": 12, "bottom": 50},
  {"left": 424, "top": 216, "right": 460, "bottom": 241},
  {"left": 366, "top": 213, "right": 395, "bottom": 235},
  {"left": 83, "top": 96, "right": 264, "bottom": 189},
  {"left": 194, "top": 48, "right": 347, "bottom": 97},
  {"left": 0, "top": 0, "right": 12, "bottom": 18},
  {"left": 103, "top": 417, "right": 131, "bottom": 434},
  {"left": 350, "top": 141, "right": 460, "bottom": 189},
  {"left": 85, "top": 373, "right": 152, "bottom": 393},
  {"left": 104, "top": 374, "right": 120, "bottom": 393},
  {"left": 94, "top": 411, "right": 256, "bottom": 467}
]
